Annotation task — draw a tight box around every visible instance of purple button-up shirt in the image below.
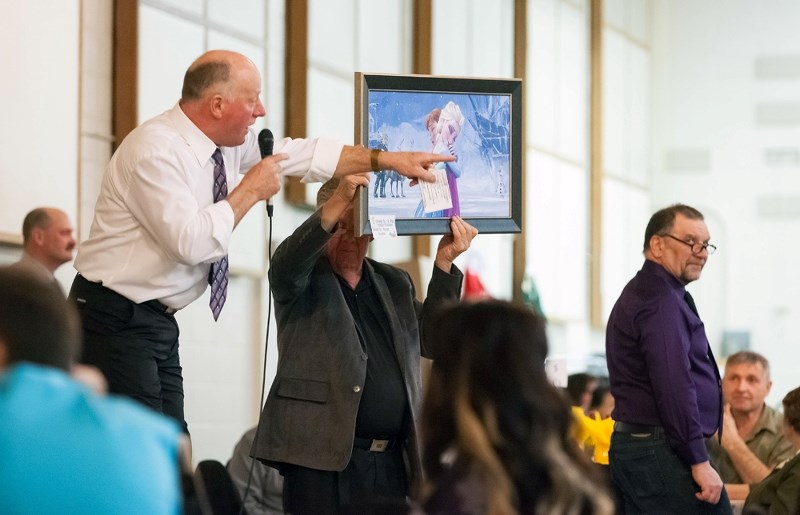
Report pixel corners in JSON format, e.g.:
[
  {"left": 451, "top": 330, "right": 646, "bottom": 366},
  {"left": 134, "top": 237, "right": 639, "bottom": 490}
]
[{"left": 606, "top": 259, "right": 722, "bottom": 466}]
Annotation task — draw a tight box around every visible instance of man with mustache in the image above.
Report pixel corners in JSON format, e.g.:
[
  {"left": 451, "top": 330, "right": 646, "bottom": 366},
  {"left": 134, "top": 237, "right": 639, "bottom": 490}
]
[{"left": 10, "top": 207, "right": 76, "bottom": 293}]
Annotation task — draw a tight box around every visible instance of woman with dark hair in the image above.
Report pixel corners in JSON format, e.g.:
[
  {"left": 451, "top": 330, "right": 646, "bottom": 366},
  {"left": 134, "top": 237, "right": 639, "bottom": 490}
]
[
  {"left": 743, "top": 386, "right": 800, "bottom": 515},
  {"left": 417, "top": 300, "right": 614, "bottom": 515}
]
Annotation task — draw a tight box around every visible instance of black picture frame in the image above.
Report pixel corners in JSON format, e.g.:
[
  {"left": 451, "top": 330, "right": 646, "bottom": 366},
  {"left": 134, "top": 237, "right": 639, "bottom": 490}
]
[{"left": 354, "top": 73, "right": 522, "bottom": 236}]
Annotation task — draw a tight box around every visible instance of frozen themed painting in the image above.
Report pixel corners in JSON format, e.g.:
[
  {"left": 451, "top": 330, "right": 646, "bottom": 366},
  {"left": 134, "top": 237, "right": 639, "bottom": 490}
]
[{"left": 355, "top": 73, "right": 522, "bottom": 235}]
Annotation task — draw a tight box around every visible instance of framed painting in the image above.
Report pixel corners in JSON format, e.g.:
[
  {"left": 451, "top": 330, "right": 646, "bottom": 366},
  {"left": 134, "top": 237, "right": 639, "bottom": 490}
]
[{"left": 354, "top": 73, "right": 522, "bottom": 236}]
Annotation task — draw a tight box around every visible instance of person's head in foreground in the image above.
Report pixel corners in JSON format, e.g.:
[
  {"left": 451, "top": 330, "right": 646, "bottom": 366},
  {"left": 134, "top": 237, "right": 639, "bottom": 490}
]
[
  {"left": 0, "top": 267, "right": 184, "bottom": 513},
  {"left": 419, "top": 299, "right": 614, "bottom": 515},
  {"left": 0, "top": 266, "right": 80, "bottom": 371}
]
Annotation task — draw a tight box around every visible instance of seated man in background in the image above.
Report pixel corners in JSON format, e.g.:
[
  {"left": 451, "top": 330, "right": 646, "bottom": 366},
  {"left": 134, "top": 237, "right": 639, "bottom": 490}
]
[
  {"left": 227, "top": 425, "right": 284, "bottom": 514},
  {"left": 0, "top": 267, "right": 185, "bottom": 514},
  {"left": 9, "top": 208, "right": 107, "bottom": 394},
  {"left": 9, "top": 207, "right": 75, "bottom": 292},
  {"left": 708, "top": 351, "right": 794, "bottom": 500}
]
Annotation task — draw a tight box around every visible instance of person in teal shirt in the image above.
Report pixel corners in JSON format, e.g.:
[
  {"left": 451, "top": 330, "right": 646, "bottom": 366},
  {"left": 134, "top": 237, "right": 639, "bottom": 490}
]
[{"left": 0, "top": 267, "right": 183, "bottom": 515}]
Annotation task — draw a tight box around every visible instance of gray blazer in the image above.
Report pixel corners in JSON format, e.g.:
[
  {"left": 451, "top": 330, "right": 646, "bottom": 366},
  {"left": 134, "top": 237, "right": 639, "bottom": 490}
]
[{"left": 252, "top": 210, "right": 463, "bottom": 483}]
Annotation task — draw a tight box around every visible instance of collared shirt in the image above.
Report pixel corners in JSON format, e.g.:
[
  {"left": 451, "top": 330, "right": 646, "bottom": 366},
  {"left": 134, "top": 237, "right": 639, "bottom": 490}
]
[
  {"left": 708, "top": 404, "right": 795, "bottom": 483},
  {"left": 606, "top": 259, "right": 722, "bottom": 466},
  {"left": 339, "top": 271, "right": 409, "bottom": 438},
  {"left": 74, "top": 103, "right": 343, "bottom": 309},
  {"left": 227, "top": 426, "right": 284, "bottom": 515}
]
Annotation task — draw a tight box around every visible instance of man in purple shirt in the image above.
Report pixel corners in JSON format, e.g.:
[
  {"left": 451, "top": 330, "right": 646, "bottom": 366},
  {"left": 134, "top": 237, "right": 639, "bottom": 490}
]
[{"left": 606, "top": 204, "right": 731, "bottom": 513}]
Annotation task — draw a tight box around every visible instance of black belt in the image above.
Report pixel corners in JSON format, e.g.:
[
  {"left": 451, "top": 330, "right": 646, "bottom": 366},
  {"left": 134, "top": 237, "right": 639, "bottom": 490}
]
[
  {"left": 353, "top": 436, "right": 401, "bottom": 452},
  {"left": 614, "top": 421, "right": 664, "bottom": 434},
  {"left": 73, "top": 274, "right": 178, "bottom": 316},
  {"left": 143, "top": 299, "right": 178, "bottom": 316}
]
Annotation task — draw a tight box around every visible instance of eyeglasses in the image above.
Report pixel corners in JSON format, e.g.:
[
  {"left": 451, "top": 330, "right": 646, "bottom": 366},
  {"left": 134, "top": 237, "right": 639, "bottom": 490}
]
[{"left": 660, "top": 233, "right": 717, "bottom": 255}]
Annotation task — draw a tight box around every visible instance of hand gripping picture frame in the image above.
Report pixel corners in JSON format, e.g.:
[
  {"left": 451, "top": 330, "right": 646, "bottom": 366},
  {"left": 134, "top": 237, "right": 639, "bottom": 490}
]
[{"left": 354, "top": 73, "right": 522, "bottom": 236}]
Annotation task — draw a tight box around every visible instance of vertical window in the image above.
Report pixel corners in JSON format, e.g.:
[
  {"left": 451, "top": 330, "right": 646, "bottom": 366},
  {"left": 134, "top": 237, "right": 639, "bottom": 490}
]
[
  {"left": 599, "top": 0, "right": 652, "bottom": 322},
  {"left": 526, "top": 0, "right": 590, "bottom": 320},
  {"left": 307, "top": 0, "right": 413, "bottom": 262},
  {"left": 430, "top": 0, "right": 517, "bottom": 299}
]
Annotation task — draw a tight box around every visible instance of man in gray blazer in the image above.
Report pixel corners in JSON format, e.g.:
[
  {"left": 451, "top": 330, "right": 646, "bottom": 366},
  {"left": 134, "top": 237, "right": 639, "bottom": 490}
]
[{"left": 252, "top": 174, "right": 477, "bottom": 514}]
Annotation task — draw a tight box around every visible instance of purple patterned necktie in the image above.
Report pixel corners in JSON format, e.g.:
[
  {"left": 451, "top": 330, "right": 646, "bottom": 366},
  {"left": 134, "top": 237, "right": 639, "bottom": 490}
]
[{"left": 209, "top": 148, "right": 228, "bottom": 321}]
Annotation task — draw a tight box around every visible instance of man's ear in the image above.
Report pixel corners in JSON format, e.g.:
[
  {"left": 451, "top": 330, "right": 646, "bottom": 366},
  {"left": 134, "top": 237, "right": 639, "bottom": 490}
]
[
  {"left": 209, "top": 94, "right": 225, "bottom": 120},
  {"left": 649, "top": 235, "right": 664, "bottom": 258},
  {"left": 30, "top": 227, "right": 45, "bottom": 246}
]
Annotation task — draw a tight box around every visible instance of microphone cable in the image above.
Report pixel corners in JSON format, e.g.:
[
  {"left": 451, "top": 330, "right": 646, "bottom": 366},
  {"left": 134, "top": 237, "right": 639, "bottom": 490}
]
[{"left": 238, "top": 203, "right": 275, "bottom": 514}]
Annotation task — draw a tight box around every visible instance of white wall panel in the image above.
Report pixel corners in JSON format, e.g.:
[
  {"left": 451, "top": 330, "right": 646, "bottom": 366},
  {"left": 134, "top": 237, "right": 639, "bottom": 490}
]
[{"left": 0, "top": 1, "right": 80, "bottom": 240}]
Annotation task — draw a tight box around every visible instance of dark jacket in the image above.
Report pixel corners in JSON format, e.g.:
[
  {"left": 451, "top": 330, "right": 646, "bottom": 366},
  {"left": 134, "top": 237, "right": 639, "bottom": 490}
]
[
  {"left": 744, "top": 451, "right": 800, "bottom": 515},
  {"left": 252, "top": 210, "right": 463, "bottom": 483}
]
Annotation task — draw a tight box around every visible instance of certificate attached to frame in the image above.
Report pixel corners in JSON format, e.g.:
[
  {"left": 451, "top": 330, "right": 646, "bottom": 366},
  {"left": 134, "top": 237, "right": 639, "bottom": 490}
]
[{"left": 354, "top": 73, "right": 522, "bottom": 236}]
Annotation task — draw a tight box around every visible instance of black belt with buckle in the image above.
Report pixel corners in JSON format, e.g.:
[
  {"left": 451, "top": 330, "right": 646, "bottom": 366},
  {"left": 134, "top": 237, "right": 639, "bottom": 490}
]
[
  {"left": 614, "top": 421, "right": 664, "bottom": 434},
  {"left": 144, "top": 299, "right": 178, "bottom": 316},
  {"left": 74, "top": 274, "right": 178, "bottom": 316},
  {"left": 353, "top": 436, "right": 401, "bottom": 453}
]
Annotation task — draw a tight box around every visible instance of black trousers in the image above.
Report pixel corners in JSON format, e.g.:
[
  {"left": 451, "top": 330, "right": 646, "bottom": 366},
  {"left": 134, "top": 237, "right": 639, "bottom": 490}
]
[
  {"left": 282, "top": 446, "right": 409, "bottom": 515},
  {"left": 610, "top": 430, "right": 731, "bottom": 514},
  {"left": 69, "top": 274, "right": 187, "bottom": 432}
]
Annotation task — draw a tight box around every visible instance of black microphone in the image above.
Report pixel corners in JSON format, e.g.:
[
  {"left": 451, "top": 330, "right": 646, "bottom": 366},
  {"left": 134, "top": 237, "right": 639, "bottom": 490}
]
[{"left": 258, "top": 128, "right": 275, "bottom": 217}]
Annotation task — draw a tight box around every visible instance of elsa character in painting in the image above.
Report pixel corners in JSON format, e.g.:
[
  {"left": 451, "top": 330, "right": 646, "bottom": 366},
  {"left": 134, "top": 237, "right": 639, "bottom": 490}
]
[{"left": 414, "top": 101, "right": 465, "bottom": 218}]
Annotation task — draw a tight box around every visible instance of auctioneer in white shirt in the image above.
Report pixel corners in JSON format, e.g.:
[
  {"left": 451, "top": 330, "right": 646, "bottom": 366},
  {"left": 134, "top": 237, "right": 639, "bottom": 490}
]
[{"left": 74, "top": 103, "right": 343, "bottom": 309}]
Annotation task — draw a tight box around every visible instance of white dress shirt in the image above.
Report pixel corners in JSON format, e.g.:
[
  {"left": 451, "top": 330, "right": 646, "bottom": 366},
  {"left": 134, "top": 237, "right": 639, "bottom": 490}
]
[{"left": 75, "top": 103, "right": 343, "bottom": 309}]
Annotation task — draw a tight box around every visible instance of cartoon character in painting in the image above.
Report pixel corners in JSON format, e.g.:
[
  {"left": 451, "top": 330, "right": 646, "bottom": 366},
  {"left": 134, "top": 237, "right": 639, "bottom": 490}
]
[{"left": 414, "top": 101, "right": 464, "bottom": 218}]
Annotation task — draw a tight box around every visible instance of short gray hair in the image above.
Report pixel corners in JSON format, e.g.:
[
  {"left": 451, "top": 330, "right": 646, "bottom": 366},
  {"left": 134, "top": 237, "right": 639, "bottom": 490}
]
[
  {"left": 643, "top": 204, "right": 704, "bottom": 253},
  {"left": 725, "top": 350, "right": 770, "bottom": 379},
  {"left": 22, "top": 208, "right": 53, "bottom": 244},
  {"left": 181, "top": 60, "right": 230, "bottom": 100},
  {"left": 316, "top": 178, "right": 340, "bottom": 208}
]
